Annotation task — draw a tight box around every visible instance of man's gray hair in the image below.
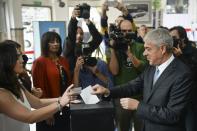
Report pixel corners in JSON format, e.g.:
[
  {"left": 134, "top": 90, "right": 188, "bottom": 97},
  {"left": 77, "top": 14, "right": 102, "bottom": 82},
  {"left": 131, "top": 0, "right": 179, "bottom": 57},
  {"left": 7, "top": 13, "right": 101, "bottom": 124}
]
[{"left": 144, "top": 28, "right": 173, "bottom": 52}]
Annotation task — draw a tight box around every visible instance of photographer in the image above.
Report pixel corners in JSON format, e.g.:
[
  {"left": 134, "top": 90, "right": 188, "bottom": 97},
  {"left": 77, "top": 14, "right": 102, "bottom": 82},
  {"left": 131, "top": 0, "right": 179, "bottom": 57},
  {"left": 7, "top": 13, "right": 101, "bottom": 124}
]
[
  {"left": 100, "top": 1, "right": 137, "bottom": 33},
  {"left": 109, "top": 20, "right": 147, "bottom": 131},
  {"left": 73, "top": 56, "right": 113, "bottom": 90},
  {"left": 114, "top": 1, "right": 137, "bottom": 31},
  {"left": 63, "top": 3, "right": 102, "bottom": 76},
  {"left": 170, "top": 26, "right": 197, "bottom": 131},
  {"left": 101, "top": 1, "right": 137, "bottom": 63}
]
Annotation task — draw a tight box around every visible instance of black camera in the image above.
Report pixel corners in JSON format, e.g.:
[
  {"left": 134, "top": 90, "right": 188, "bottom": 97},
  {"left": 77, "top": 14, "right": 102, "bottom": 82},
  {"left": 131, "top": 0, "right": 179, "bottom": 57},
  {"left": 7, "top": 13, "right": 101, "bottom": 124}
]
[
  {"left": 109, "top": 24, "right": 120, "bottom": 34},
  {"left": 81, "top": 43, "right": 97, "bottom": 67},
  {"left": 172, "top": 36, "right": 181, "bottom": 48},
  {"left": 76, "top": 3, "right": 90, "bottom": 19},
  {"left": 109, "top": 31, "right": 128, "bottom": 51},
  {"left": 59, "top": 0, "right": 65, "bottom": 7},
  {"left": 83, "top": 56, "right": 97, "bottom": 67}
]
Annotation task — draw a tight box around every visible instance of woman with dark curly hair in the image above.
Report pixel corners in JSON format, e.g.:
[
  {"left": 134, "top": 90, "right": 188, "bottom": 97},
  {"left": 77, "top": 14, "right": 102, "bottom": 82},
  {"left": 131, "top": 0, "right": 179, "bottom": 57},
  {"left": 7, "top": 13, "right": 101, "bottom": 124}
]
[{"left": 0, "top": 41, "right": 74, "bottom": 131}]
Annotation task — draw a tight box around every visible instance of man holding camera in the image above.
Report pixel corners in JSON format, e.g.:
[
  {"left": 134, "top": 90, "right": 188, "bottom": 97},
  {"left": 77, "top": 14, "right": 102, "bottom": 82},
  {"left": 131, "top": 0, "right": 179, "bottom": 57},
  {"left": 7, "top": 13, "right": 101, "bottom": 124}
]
[
  {"left": 170, "top": 26, "right": 197, "bottom": 131},
  {"left": 73, "top": 56, "right": 113, "bottom": 90},
  {"left": 101, "top": 1, "right": 137, "bottom": 63},
  {"left": 109, "top": 19, "right": 147, "bottom": 131},
  {"left": 63, "top": 3, "right": 102, "bottom": 76}
]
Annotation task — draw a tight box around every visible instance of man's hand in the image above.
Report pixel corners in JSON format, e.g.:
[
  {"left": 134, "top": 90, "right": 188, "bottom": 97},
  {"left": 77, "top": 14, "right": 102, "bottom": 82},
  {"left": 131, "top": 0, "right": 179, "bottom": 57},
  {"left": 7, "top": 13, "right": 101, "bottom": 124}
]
[
  {"left": 126, "top": 46, "right": 134, "bottom": 60},
  {"left": 114, "top": 1, "right": 128, "bottom": 16},
  {"left": 109, "top": 39, "right": 116, "bottom": 47},
  {"left": 126, "top": 46, "right": 141, "bottom": 68},
  {"left": 120, "top": 98, "right": 139, "bottom": 110},
  {"left": 102, "top": 2, "right": 109, "bottom": 13},
  {"left": 72, "top": 6, "right": 80, "bottom": 18},
  {"left": 173, "top": 44, "right": 183, "bottom": 56},
  {"left": 114, "top": 1, "right": 123, "bottom": 10},
  {"left": 75, "top": 56, "right": 84, "bottom": 72},
  {"left": 91, "top": 84, "right": 110, "bottom": 96}
]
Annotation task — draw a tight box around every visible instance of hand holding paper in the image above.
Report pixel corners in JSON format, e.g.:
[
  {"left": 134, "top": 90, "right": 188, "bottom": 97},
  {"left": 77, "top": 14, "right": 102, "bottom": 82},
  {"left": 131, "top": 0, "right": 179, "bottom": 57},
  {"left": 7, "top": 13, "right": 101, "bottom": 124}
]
[{"left": 80, "top": 85, "right": 100, "bottom": 104}]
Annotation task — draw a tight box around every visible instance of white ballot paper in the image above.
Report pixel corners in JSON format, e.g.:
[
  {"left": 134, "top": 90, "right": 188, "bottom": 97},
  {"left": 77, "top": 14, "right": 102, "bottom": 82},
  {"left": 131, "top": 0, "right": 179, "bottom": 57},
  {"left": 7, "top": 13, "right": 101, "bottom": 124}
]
[{"left": 80, "top": 85, "right": 100, "bottom": 104}]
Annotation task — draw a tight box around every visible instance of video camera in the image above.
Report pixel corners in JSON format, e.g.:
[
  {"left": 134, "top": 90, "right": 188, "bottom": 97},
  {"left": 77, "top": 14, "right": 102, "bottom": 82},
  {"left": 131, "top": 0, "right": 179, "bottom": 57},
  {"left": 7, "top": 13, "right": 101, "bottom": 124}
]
[
  {"left": 76, "top": 3, "right": 91, "bottom": 19},
  {"left": 109, "top": 24, "right": 136, "bottom": 52}
]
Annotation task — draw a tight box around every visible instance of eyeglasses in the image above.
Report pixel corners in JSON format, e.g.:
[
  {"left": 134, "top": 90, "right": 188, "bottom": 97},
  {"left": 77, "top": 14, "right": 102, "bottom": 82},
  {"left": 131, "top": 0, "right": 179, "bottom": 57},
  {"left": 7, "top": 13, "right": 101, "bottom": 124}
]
[{"left": 121, "top": 29, "right": 132, "bottom": 33}]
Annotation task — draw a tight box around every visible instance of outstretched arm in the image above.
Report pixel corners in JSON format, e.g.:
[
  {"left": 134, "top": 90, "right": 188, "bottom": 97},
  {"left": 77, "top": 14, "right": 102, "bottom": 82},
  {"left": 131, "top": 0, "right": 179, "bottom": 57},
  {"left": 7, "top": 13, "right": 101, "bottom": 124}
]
[{"left": 0, "top": 84, "right": 74, "bottom": 124}]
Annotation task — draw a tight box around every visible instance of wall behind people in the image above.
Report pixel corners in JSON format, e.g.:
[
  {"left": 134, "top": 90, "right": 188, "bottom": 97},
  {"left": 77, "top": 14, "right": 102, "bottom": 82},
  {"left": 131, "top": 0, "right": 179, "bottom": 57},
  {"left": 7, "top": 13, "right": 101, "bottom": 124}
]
[
  {"left": 162, "top": 0, "right": 197, "bottom": 29},
  {"left": 4, "top": 0, "right": 197, "bottom": 35},
  {"left": 3, "top": 0, "right": 197, "bottom": 49},
  {"left": 3, "top": 0, "right": 68, "bottom": 41}
]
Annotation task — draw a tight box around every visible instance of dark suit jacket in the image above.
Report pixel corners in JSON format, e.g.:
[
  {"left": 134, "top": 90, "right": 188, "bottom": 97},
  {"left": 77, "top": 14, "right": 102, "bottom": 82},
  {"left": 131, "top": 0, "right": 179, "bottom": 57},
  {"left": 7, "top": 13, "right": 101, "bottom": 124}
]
[{"left": 110, "top": 58, "right": 192, "bottom": 131}]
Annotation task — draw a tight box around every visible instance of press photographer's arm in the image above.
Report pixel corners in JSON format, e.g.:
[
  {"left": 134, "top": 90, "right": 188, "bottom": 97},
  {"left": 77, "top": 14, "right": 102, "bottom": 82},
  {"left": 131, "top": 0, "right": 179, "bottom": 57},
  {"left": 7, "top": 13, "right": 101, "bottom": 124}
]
[
  {"left": 73, "top": 56, "right": 84, "bottom": 88},
  {"left": 63, "top": 3, "right": 102, "bottom": 76},
  {"left": 126, "top": 46, "right": 142, "bottom": 68},
  {"left": 109, "top": 40, "right": 119, "bottom": 75}
]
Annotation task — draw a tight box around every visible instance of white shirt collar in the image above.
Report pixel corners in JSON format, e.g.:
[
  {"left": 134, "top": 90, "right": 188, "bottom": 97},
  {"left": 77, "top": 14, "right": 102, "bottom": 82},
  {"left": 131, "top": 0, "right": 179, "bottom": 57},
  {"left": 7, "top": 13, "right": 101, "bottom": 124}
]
[{"left": 156, "top": 55, "right": 175, "bottom": 76}]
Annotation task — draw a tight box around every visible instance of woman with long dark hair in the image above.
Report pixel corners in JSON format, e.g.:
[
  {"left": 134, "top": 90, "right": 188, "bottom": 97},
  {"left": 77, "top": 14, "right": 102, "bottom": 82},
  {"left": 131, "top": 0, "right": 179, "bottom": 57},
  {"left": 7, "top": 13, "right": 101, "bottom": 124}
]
[{"left": 0, "top": 41, "right": 74, "bottom": 131}]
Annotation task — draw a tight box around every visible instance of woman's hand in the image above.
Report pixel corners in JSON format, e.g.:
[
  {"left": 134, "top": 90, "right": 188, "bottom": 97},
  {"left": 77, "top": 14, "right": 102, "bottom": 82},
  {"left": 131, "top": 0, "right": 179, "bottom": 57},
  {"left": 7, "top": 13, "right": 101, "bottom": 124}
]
[{"left": 60, "top": 84, "right": 74, "bottom": 106}]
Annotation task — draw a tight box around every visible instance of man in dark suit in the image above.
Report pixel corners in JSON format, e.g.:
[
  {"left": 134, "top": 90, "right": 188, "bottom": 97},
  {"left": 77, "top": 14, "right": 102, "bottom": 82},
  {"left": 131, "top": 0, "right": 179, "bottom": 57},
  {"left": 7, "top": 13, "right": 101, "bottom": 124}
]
[{"left": 92, "top": 28, "right": 192, "bottom": 131}]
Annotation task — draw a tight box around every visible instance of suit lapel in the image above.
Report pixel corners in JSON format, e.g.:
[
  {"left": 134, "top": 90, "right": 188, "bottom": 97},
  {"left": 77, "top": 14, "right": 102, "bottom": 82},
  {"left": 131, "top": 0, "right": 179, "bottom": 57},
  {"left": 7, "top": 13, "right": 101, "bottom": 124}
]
[
  {"left": 144, "top": 67, "right": 155, "bottom": 102},
  {"left": 145, "top": 59, "right": 176, "bottom": 102}
]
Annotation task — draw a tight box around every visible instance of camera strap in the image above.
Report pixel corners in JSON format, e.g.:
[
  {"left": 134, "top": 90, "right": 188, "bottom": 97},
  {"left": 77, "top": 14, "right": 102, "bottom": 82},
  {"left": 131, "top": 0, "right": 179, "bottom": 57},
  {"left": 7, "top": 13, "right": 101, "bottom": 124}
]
[
  {"left": 94, "top": 47, "right": 103, "bottom": 59},
  {"left": 56, "top": 63, "right": 68, "bottom": 95}
]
